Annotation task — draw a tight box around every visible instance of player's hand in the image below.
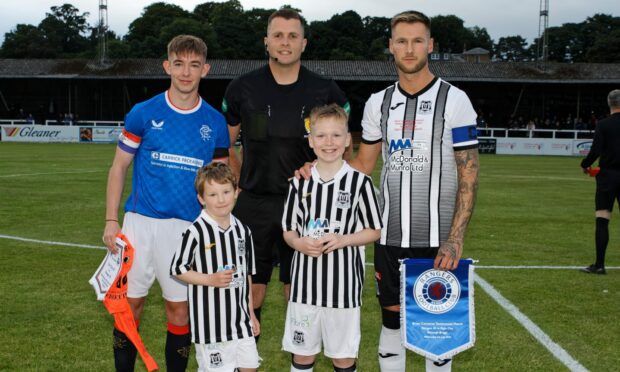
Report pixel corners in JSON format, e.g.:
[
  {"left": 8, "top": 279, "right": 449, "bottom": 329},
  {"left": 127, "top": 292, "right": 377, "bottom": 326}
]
[
  {"left": 250, "top": 314, "right": 261, "bottom": 336},
  {"left": 319, "top": 233, "right": 348, "bottom": 254},
  {"left": 294, "top": 236, "right": 325, "bottom": 257},
  {"left": 208, "top": 269, "right": 235, "bottom": 288},
  {"left": 434, "top": 239, "right": 462, "bottom": 270},
  {"left": 102, "top": 220, "right": 121, "bottom": 253},
  {"left": 293, "top": 161, "right": 316, "bottom": 180}
]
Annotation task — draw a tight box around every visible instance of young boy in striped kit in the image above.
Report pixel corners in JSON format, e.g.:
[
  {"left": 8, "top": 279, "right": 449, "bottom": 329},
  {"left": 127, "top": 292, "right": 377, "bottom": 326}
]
[
  {"left": 282, "top": 104, "right": 383, "bottom": 372},
  {"left": 171, "top": 163, "right": 260, "bottom": 372}
]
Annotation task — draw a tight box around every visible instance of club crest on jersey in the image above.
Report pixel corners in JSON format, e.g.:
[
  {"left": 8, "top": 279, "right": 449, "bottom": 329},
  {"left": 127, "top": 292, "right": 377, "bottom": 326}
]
[
  {"left": 418, "top": 100, "right": 432, "bottom": 114},
  {"left": 293, "top": 331, "right": 305, "bottom": 345},
  {"left": 336, "top": 191, "right": 351, "bottom": 209},
  {"left": 237, "top": 238, "right": 245, "bottom": 254},
  {"left": 304, "top": 117, "right": 311, "bottom": 134},
  {"left": 209, "top": 352, "right": 223, "bottom": 368},
  {"left": 413, "top": 269, "right": 461, "bottom": 314},
  {"left": 200, "top": 125, "right": 212, "bottom": 141},
  {"left": 151, "top": 120, "right": 164, "bottom": 129}
]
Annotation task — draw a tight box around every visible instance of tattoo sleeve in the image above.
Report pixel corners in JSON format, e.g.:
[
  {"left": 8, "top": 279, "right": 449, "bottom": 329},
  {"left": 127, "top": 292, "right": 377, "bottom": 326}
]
[{"left": 447, "top": 148, "right": 479, "bottom": 247}]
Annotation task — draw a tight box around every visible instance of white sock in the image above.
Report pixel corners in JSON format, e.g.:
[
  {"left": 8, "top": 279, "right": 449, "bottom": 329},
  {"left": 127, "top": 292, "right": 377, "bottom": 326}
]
[
  {"left": 378, "top": 326, "right": 406, "bottom": 372},
  {"left": 425, "top": 358, "right": 452, "bottom": 372}
]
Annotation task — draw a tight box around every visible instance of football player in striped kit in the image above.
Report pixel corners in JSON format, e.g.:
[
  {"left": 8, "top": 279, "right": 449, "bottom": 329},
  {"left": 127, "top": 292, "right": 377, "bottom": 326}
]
[
  {"left": 171, "top": 163, "right": 260, "bottom": 372},
  {"left": 102, "top": 35, "right": 230, "bottom": 371},
  {"left": 350, "top": 11, "right": 479, "bottom": 372},
  {"left": 282, "top": 104, "right": 382, "bottom": 372}
]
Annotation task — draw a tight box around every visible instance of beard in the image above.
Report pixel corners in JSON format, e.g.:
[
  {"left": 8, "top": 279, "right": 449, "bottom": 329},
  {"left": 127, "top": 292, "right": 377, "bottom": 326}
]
[{"left": 395, "top": 56, "right": 428, "bottom": 75}]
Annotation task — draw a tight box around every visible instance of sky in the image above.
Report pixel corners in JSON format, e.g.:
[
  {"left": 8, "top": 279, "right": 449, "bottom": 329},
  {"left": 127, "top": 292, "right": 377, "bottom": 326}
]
[{"left": 0, "top": 0, "right": 617, "bottom": 45}]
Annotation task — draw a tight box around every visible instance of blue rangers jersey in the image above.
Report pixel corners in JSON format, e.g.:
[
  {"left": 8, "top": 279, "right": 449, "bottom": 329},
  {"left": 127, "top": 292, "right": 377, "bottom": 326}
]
[{"left": 119, "top": 91, "right": 229, "bottom": 222}]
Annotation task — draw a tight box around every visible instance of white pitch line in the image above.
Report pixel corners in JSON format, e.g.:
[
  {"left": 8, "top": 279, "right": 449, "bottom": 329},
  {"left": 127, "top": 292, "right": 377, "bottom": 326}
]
[
  {"left": 0, "top": 232, "right": 602, "bottom": 370},
  {"left": 0, "top": 234, "right": 105, "bottom": 250},
  {"left": 475, "top": 273, "right": 589, "bottom": 372},
  {"left": 0, "top": 170, "right": 105, "bottom": 178},
  {"left": 477, "top": 265, "right": 620, "bottom": 270},
  {"left": 0, "top": 235, "right": 616, "bottom": 273}
]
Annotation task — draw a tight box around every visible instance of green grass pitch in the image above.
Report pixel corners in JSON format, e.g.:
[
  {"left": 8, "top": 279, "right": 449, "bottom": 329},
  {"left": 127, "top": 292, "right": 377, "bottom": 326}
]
[{"left": 0, "top": 142, "right": 618, "bottom": 371}]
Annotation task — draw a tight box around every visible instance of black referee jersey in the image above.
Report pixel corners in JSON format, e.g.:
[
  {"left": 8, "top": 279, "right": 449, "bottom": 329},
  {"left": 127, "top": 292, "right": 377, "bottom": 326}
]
[
  {"left": 581, "top": 112, "right": 620, "bottom": 170},
  {"left": 170, "top": 210, "right": 256, "bottom": 344},
  {"left": 222, "top": 65, "right": 350, "bottom": 196},
  {"left": 282, "top": 162, "right": 382, "bottom": 308}
]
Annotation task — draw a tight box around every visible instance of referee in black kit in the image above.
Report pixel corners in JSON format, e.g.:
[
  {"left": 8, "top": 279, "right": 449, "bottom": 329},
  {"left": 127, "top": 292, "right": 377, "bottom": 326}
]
[
  {"left": 221, "top": 7, "right": 350, "bottom": 336},
  {"left": 580, "top": 89, "right": 620, "bottom": 275}
]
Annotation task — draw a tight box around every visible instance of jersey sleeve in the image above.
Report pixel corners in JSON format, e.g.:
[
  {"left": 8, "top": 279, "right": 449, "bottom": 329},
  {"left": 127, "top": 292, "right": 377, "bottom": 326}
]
[
  {"left": 445, "top": 88, "right": 478, "bottom": 150},
  {"left": 170, "top": 228, "right": 197, "bottom": 276},
  {"left": 357, "top": 176, "right": 383, "bottom": 230},
  {"left": 581, "top": 125, "right": 602, "bottom": 168},
  {"left": 118, "top": 107, "right": 145, "bottom": 154},
  {"left": 282, "top": 179, "right": 301, "bottom": 233},
  {"left": 212, "top": 112, "right": 231, "bottom": 158},
  {"left": 222, "top": 78, "right": 242, "bottom": 126},
  {"left": 360, "top": 92, "right": 383, "bottom": 144}
]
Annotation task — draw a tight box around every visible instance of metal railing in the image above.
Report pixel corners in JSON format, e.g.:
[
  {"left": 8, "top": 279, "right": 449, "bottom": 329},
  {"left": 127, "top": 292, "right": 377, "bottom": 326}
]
[{"left": 43, "top": 119, "right": 123, "bottom": 126}]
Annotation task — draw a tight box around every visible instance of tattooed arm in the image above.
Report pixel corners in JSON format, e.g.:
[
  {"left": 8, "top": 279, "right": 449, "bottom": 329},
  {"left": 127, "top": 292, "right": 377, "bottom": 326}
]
[{"left": 435, "top": 148, "right": 479, "bottom": 270}]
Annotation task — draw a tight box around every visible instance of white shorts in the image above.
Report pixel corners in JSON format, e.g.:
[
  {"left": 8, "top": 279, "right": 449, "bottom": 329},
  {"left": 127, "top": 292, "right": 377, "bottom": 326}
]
[
  {"left": 122, "top": 212, "right": 190, "bottom": 301},
  {"left": 195, "top": 337, "right": 261, "bottom": 371},
  {"left": 282, "top": 302, "right": 360, "bottom": 359}
]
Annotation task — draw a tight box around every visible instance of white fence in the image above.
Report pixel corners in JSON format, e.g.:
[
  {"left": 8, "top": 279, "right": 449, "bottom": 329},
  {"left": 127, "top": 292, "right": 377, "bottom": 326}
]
[{"left": 0, "top": 123, "right": 594, "bottom": 156}]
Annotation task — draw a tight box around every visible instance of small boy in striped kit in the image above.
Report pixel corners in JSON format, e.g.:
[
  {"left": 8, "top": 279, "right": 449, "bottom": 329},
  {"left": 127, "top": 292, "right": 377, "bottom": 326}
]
[
  {"left": 171, "top": 162, "right": 260, "bottom": 372},
  {"left": 282, "top": 104, "right": 383, "bottom": 372}
]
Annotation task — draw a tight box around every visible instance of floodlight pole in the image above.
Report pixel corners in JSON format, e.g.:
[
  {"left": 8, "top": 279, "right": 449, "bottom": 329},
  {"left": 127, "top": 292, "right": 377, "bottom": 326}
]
[
  {"left": 98, "top": 0, "right": 108, "bottom": 65},
  {"left": 537, "top": 0, "right": 549, "bottom": 69}
]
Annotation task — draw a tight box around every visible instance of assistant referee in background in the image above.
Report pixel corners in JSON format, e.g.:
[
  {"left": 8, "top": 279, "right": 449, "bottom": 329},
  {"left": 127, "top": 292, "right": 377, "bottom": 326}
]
[{"left": 580, "top": 89, "right": 620, "bottom": 274}]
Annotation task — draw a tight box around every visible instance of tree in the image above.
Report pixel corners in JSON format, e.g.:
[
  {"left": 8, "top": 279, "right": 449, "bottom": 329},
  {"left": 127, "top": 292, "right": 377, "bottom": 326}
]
[
  {"left": 361, "top": 16, "right": 390, "bottom": 60},
  {"left": 193, "top": 1, "right": 259, "bottom": 58},
  {"left": 494, "top": 36, "right": 528, "bottom": 61},
  {"left": 586, "top": 28, "right": 620, "bottom": 62},
  {"left": 468, "top": 26, "right": 493, "bottom": 52},
  {"left": 39, "top": 4, "right": 91, "bottom": 56},
  {"left": 1, "top": 24, "right": 51, "bottom": 58},
  {"left": 125, "top": 2, "right": 190, "bottom": 57},
  {"left": 430, "top": 15, "right": 470, "bottom": 52}
]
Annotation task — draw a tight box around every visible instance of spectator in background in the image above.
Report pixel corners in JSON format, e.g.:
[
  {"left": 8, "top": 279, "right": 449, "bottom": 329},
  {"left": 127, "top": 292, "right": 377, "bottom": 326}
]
[{"left": 26, "top": 113, "right": 34, "bottom": 124}]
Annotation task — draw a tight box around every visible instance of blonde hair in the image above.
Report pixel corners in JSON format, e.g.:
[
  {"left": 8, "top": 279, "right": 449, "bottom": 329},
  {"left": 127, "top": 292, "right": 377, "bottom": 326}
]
[
  {"left": 195, "top": 163, "right": 237, "bottom": 196},
  {"left": 309, "top": 104, "right": 349, "bottom": 132}
]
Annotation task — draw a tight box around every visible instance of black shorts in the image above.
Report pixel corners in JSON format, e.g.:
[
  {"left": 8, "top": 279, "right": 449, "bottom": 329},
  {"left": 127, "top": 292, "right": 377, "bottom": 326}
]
[
  {"left": 595, "top": 169, "right": 620, "bottom": 212},
  {"left": 374, "top": 243, "right": 438, "bottom": 307},
  {"left": 233, "top": 191, "right": 293, "bottom": 284}
]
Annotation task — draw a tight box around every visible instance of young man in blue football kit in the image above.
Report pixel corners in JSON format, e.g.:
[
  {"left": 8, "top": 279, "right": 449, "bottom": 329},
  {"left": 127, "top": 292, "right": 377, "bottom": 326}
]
[{"left": 102, "top": 35, "right": 229, "bottom": 371}]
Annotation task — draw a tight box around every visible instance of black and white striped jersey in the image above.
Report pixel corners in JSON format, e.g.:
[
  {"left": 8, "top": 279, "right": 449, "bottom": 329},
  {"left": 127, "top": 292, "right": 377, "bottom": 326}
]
[
  {"left": 170, "top": 210, "right": 256, "bottom": 344},
  {"left": 361, "top": 77, "right": 478, "bottom": 248},
  {"left": 282, "top": 162, "right": 382, "bottom": 308}
]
